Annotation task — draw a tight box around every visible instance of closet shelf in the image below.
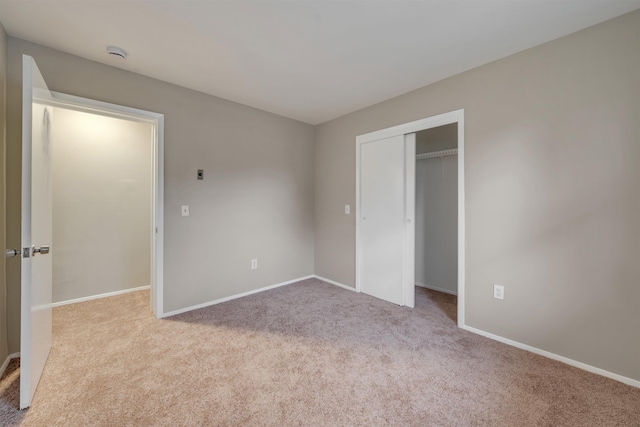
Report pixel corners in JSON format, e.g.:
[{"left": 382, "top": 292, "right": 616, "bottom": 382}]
[{"left": 416, "top": 148, "right": 458, "bottom": 160}]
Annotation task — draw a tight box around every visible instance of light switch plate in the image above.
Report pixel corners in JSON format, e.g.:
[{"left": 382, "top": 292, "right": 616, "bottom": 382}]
[
  {"left": 181, "top": 205, "right": 189, "bottom": 216},
  {"left": 345, "top": 204, "right": 351, "bottom": 214}
]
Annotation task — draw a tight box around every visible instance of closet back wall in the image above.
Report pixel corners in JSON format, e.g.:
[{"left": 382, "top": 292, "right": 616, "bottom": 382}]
[
  {"left": 415, "top": 156, "right": 458, "bottom": 295},
  {"left": 52, "top": 107, "right": 152, "bottom": 303},
  {"left": 415, "top": 125, "right": 458, "bottom": 295}
]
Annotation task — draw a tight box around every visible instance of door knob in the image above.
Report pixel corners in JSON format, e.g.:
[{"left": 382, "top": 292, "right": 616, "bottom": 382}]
[
  {"left": 32, "top": 245, "right": 50, "bottom": 256},
  {"left": 5, "top": 248, "right": 20, "bottom": 258}
]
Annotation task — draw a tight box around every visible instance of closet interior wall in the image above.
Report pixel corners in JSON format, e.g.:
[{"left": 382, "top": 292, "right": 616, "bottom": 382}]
[{"left": 415, "top": 124, "right": 458, "bottom": 295}]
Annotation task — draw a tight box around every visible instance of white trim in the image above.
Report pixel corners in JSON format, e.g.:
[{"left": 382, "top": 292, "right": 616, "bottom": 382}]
[
  {"left": 355, "top": 142, "right": 362, "bottom": 294},
  {"left": 356, "top": 110, "right": 463, "bottom": 144},
  {"left": 45, "top": 93, "right": 159, "bottom": 124},
  {"left": 49, "top": 91, "right": 165, "bottom": 318},
  {"left": 0, "top": 353, "right": 21, "bottom": 379},
  {"left": 0, "top": 356, "right": 9, "bottom": 378},
  {"left": 51, "top": 286, "right": 151, "bottom": 308},
  {"left": 461, "top": 325, "right": 640, "bottom": 389},
  {"left": 313, "top": 275, "right": 357, "bottom": 292},
  {"left": 151, "top": 114, "right": 165, "bottom": 318},
  {"left": 404, "top": 133, "right": 416, "bottom": 308},
  {"left": 355, "top": 109, "right": 465, "bottom": 322},
  {"left": 456, "top": 116, "right": 465, "bottom": 327},
  {"left": 415, "top": 282, "right": 458, "bottom": 296},
  {"left": 416, "top": 148, "right": 458, "bottom": 160},
  {"left": 162, "top": 275, "right": 314, "bottom": 318}
]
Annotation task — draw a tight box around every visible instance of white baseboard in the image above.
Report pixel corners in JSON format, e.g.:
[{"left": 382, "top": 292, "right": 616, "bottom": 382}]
[
  {"left": 313, "top": 275, "right": 357, "bottom": 292},
  {"left": 52, "top": 285, "right": 150, "bottom": 307},
  {"left": 162, "top": 275, "right": 315, "bottom": 318},
  {"left": 0, "top": 356, "right": 10, "bottom": 378},
  {"left": 0, "top": 352, "right": 21, "bottom": 379},
  {"left": 415, "top": 281, "right": 457, "bottom": 296},
  {"left": 461, "top": 324, "right": 640, "bottom": 389}
]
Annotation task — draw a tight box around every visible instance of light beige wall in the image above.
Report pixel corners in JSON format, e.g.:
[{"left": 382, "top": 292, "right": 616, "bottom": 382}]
[
  {"left": 6, "top": 38, "right": 315, "bottom": 352},
  {"left": 0, "top": 22, "right": 8, "bottom": 363},
  {"left": 315, "top": 11, "right": 640, "bottom": 381},
  {"left": 52, "top": 108, "right": 152, "bottom": 303}
]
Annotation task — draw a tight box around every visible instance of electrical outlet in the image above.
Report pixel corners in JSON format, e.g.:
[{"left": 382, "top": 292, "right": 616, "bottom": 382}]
[
  {"left": 251, "top": 259, "right": 258, "bottom": 270},
  {"left": 493, "top": 284, "right": 504, "bottom": 300}
]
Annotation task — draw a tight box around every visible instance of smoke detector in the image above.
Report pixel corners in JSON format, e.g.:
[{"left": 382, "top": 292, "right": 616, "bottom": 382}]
[{"left": 107, "top": 46, "right": 128, "bottom": 59}]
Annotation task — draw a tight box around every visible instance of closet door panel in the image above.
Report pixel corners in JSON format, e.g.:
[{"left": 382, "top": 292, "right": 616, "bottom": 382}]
[{"left": 359, "top": 135, "right": 405, "bottom": 305}]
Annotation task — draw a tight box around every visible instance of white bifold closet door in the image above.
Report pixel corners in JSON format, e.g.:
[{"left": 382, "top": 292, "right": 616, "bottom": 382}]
[{"left": 358, "top": 133, "right": 415, "bottom": 307}]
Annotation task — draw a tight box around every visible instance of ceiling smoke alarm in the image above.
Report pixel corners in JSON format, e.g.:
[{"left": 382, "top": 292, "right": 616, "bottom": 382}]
[{"left": 107, "top": 46, "right": 127, "bottom": 59}]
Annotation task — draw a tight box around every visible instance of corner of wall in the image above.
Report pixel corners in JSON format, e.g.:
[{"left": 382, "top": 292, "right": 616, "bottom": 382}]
[{"left": 0, "top": 20, "right": 10, "bottom": 363}]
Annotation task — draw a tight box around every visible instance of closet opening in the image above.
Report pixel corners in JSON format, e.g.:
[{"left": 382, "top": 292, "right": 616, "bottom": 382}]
[
  {"left": 414, "top": 124, "right": 458, "bottom": 322},
  {"left": 356, "top": 109, "right": 464, "bottom": 324}
]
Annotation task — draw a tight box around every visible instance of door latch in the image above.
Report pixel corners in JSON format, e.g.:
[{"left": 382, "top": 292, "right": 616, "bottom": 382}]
[{"left": 32, "top": 245, "right": 50, "bottom": 256}]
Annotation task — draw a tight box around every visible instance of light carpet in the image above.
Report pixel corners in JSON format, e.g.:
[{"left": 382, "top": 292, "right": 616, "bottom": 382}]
[{"left": 1, "top": 278, "right": 638, "bottom": 426}]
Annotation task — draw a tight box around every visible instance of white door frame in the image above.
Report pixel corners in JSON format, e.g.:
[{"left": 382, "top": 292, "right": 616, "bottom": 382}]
[
  {"left": 356, "top": 109, "right": 465, "bottom": 326},
  {"left": 47, "top": 91, "right": 165, "bottom": 318}
]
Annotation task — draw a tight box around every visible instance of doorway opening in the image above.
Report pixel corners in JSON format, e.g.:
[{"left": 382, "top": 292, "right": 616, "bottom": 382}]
[
  {"left": 355, "top": 109, "right": 465, "bottom": 326},
  {"left": 48, "top": 92, "right": 165, "bottom": 318}
]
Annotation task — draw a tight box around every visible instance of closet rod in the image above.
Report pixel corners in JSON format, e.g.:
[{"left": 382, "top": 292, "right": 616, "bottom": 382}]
[{"left": 416, "top": 148, "right": 458, "bottom": 160}]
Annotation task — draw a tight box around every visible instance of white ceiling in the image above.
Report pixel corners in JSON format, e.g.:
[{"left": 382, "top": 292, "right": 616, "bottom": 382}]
[{"left": 1, "top": 1, "right": 639, "bottom": 125}]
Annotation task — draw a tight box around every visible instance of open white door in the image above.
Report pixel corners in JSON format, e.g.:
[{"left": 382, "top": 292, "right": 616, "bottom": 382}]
[
  {"left": 20, "top": 55, "right": 54, "bottom": 409},
  {"left": 357, "top": 133, "right": 415, "bottom": 307}
]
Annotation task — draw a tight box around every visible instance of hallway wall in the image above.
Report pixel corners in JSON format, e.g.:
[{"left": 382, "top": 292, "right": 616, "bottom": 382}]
[{"left": 52, "top": 108, "right": 152, "bottom": 303}]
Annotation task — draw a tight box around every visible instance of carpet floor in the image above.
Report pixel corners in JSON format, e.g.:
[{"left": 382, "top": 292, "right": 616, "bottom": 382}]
[{"left": 0, "top": 278, "right": 638, "bottom": 426}]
